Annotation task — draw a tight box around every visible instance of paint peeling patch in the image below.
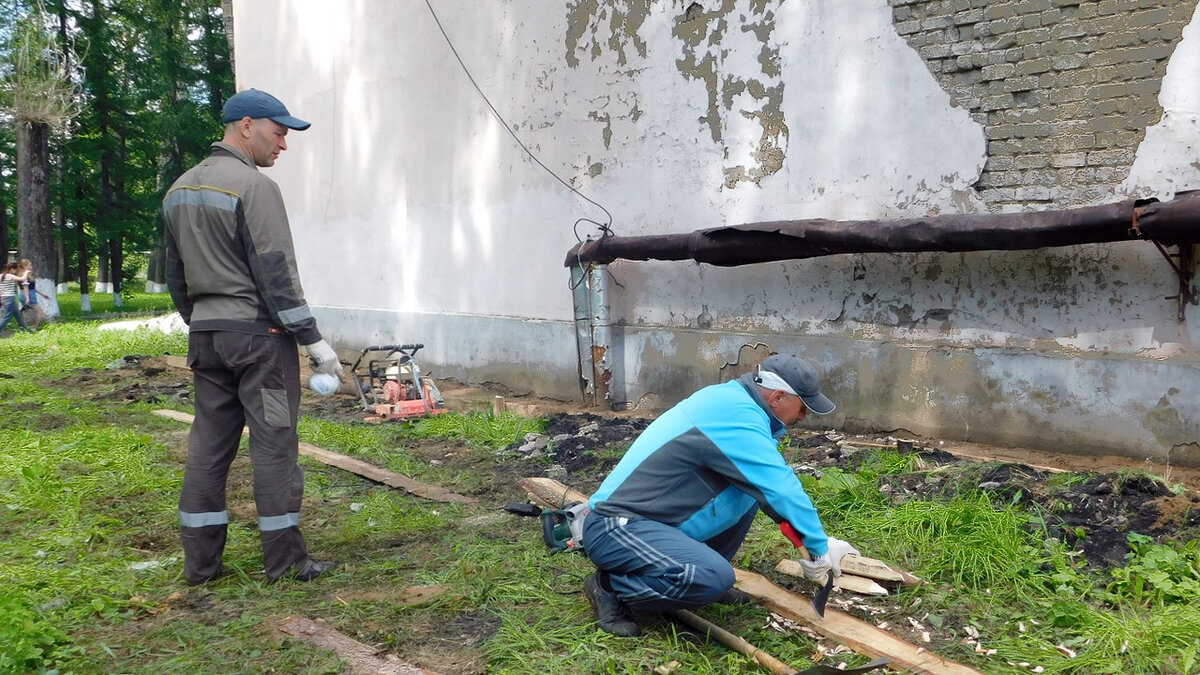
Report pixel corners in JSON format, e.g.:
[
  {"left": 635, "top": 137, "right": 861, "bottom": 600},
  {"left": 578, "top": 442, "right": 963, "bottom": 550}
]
[
  {"left": 589, "top": 110, "right": 614, "bottom": 149},
  {"left": 671, "top": 0, "right": 788, "bottom": 186},
  {"left": 565, "top": 0, "right": 652, "bottom": 68}
]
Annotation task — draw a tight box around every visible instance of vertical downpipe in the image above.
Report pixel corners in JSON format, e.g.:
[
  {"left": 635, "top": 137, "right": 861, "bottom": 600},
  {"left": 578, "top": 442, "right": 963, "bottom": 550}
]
[
  {"left": 588, "top": 264, "right": 612, "bottom": 407},
  {"left": 570, "top": 264, "right": 593, "bottom": 401},
  {"left": 569, "top": 262, "right": 613, "bottom": 407}
]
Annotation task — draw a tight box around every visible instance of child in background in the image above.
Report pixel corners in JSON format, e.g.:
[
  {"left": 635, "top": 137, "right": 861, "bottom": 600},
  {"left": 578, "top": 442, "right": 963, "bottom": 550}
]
[
  {"left": 0, "top": 261, "right": 33, "bottom": 334},
  {"left": 18, "top": 259, "right": 44, "bottom": 326}
]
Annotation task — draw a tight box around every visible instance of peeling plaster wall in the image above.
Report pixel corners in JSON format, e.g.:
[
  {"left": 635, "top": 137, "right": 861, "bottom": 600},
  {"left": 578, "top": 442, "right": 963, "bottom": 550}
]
[{"left": 233, "top": 0, "right": 1200, "bottom": 465}]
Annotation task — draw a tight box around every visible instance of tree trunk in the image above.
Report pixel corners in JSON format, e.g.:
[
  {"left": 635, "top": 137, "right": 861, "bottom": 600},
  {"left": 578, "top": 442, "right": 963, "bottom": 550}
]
[
  {"left": 0, "top": 207, "right": 9, "bottom": 262},
  {"left": 109, "top": 236, "right": 123, "bottom": 307},
  {"left": 77, "top": 225, "right": 90, "bottom": 312},
  {"left": 95, "top": 246, "right": 110, "bottom": 293},
  {"left": 17, "top": 121, "right": 59, "bottom": 318},
  {"left": 221, "top": 0, "right": 235, "bottom": 76}
]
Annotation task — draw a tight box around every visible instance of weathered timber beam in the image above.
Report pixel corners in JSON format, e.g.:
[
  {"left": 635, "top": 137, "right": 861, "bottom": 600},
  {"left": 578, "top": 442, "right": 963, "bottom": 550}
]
[
  {"left": 155, "top": 409, "right": 478, "bottom": 505},
  {"left": 565, "top": 194, "right": 1200, "bottom": 267},
  {"left": 774, "top": 560, "right": 890, "bottom": 596},
  {"left": 277, "top": 615, "right": 440, "bottom": 674},
  {"left": 735, "top": 569, "right": 986, "bottom": 675}
]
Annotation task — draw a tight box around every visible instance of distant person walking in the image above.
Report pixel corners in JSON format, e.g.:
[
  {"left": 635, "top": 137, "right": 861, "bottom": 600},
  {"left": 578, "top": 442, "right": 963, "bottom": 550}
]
[
  {"left": 0, "top": 261, "right": 33, "bottom": 334},
  {"left": 18, "top": 259, "right": 44, "bottom": 327},
  {"left": 162, "top": 88, "right": 343, "bottom": 584}
]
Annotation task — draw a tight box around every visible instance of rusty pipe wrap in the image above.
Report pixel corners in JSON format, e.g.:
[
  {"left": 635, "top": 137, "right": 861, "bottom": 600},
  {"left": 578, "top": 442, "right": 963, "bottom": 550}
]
[{"left": 564, "top": 194, "right": 1200, "bottom": 267}]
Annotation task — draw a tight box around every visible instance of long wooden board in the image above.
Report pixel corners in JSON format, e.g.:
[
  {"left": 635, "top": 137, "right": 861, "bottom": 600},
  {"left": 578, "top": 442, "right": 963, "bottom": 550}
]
[
  {"left": 774, "top": 560, "right": 889, "bottom": 596},
  {"left": 154, "top": 409, "right": 478, "bottom": 504},
  {"left": 277, "top": 615, "right": 440, "bottom": 674},
  {"left": 735, "top": 569, "right": 985, "bottom": 675}
]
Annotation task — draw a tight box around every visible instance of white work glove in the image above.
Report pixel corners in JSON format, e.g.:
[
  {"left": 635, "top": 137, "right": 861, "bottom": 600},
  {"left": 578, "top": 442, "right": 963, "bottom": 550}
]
[
  {"left": 304, "top": 339, "right": 344, "bottom": 377},
  {"left": 797, "top": 537, "right": 860, "bottom": 580}
]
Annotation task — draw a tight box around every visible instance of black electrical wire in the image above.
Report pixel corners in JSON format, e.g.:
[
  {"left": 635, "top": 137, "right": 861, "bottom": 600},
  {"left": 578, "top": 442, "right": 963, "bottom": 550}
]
[{"left": 423, "top": 0, "right": 615, "bottom": 243}]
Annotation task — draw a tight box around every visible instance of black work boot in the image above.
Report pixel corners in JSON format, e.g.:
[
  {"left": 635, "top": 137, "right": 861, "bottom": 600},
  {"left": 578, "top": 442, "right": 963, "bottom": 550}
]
[
  {"left": 584, "top": 574, "right": 641, "bottom": 637},
  {"left": 186, "top": 565, "right": 226, "bottom": 586},
  {"left": 290, "top": 558, "right": 337, "bottom": 581},
  {"left": 714, "top": 587, "right": 752, "bottom": 604}
]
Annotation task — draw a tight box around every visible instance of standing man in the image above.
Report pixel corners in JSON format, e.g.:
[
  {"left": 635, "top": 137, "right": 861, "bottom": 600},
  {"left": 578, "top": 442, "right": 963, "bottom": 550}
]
[
  {"left": 581, "top": 354, "right": 859, "bottom": 636},
  {"left": 163, "top": 88, "right": 343, "bottom": 584}
]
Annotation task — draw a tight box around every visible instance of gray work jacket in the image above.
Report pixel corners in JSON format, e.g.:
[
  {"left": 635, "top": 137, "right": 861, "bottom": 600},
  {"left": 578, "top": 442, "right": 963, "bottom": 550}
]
[{"left": 163, "top": 142, "right": 321, "bottom": 345}]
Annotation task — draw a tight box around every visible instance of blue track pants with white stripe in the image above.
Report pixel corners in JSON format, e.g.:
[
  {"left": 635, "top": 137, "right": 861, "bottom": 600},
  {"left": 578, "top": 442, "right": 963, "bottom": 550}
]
[{"left": 582, "top": 507, "right": 757, "bottom": 612}]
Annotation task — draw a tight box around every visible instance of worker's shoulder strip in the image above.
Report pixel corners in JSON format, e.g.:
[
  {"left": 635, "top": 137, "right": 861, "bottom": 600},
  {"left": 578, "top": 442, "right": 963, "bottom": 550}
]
[{"left": 164, "top": 185, "right": 241, "bottom": 212}]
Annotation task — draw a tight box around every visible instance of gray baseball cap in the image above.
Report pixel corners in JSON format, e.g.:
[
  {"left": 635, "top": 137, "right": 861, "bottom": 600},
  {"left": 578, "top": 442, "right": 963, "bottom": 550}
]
[
  {"left": 222, "top": 88, "right": 311, "bottom": 130},
  {"left": 757, "top": 354, "right": 836, "bottom": 415}
]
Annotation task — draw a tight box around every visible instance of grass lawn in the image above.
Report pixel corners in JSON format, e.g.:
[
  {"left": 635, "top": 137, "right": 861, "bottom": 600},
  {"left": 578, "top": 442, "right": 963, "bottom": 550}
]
[{"left": 0, "top": 319, "right": 1198, "bottom": 674}]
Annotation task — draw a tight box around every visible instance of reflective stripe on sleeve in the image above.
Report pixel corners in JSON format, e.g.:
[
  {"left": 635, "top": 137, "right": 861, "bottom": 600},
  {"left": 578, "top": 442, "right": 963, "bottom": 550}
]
[
  {"left": 179, "top": 510, "right": 229, "bottom": 528},
  {"left": 276, "top": 304, "right": 313, "bottom": 326},
  {"left": 258, "top": 513, "right": 301, "bottom": 531}
]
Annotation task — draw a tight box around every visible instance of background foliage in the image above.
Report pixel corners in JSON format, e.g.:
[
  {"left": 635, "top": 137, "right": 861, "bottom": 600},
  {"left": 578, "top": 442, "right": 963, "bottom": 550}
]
[{"left": 0, "top": 0, "right": 233, "bottom": 288}]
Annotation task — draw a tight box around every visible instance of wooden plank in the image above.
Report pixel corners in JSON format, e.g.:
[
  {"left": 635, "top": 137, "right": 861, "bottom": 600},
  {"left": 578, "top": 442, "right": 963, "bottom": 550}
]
[
  {"left": 521, "top": 476, "right": 589, "bottom": 508},
  {"left": 671, "top": 609, "right": 799, "bottom": 675},
  {"left": 154, "top": 409, "right": 478, "bottom": 505},
  {"left": 839, "top": 555, "right": 909, "bottom": 585},
  {"left": 774, "top": 560, "right": 889, "bottom": 596},
  {"left": 734, "top": 569, "right": 985, "bottom": 675},
  {"left": 277, "top": 615, "right": 440, "bottom": 675}
]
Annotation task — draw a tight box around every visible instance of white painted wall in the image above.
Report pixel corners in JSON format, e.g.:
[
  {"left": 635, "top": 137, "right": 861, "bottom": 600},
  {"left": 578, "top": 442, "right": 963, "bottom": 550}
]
[{"left": 232, "top": 0, "right": 1200, "bottom": 463}]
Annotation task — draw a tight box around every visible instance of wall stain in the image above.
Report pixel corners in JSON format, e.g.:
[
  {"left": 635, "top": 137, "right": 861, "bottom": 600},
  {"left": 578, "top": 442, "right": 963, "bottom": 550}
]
[{"left": 567, "top": 0, "right": 790, "bottom": 187}]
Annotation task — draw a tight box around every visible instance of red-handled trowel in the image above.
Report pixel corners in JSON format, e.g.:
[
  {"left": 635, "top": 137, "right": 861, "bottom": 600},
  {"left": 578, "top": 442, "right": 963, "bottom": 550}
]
[{"left": 780, "top": 521, "right": 834, "bottom": 618}]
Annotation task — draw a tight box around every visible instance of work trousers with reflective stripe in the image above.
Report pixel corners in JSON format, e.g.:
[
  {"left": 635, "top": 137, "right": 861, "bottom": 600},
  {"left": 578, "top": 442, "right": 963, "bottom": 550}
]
[
  {"left": 582, "top": 507, "right": 757, "bottom": 612},
  {"left": 179, "top": 330, "right": 308, "bottom": 583}
]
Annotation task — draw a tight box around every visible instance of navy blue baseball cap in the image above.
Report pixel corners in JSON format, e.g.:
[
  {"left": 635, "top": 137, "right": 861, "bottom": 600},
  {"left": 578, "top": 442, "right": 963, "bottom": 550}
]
[
  {"left": 222, "top": 88, "right": 311, "bottom": 130},
  {"left": 757, "top": 354, "right": 836, "bottom": 415}
]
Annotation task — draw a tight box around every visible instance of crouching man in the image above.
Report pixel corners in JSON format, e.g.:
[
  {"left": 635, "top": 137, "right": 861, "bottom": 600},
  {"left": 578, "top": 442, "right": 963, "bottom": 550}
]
[{"left": 581, "top": 354, "right": 859, "bottom": 636}]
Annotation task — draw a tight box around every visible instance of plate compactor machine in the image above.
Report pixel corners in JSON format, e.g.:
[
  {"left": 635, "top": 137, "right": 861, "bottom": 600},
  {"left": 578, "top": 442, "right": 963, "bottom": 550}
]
[{"left": 349, "top": 344, "right": 448, "bottom": 421}]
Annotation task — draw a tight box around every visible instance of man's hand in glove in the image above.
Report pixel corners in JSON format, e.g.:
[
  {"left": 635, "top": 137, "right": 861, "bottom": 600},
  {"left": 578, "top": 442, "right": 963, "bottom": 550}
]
[
  {"left": 796, "top": 537, "right": 861, "bottom": 580},
  {"left": 825, "top": 537, "right": 860, "bottom": 577},
  {"left": 305, "top": 339, "right": 343, "bottom": 377}
]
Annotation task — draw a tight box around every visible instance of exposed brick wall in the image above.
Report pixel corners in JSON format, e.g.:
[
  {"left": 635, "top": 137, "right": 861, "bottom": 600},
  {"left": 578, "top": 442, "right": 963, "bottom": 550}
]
[{"left": 891, "top": 0, "right": 1197, "bottom": 208}]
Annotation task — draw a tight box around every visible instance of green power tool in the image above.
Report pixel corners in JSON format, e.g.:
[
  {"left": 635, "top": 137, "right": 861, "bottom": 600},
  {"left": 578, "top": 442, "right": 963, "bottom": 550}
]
[{"left": 540, "top": 502, "right": 589, "bottom": 554}]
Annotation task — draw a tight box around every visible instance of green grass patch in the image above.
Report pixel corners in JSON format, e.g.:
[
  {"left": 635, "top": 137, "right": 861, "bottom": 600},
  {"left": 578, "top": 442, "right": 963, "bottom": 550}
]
[
  {"left": 2, "top": 324, "right": 1199, "bottom": 674},
  {"left": 54, "top": 287, "right": 177, "bottom": 319}
]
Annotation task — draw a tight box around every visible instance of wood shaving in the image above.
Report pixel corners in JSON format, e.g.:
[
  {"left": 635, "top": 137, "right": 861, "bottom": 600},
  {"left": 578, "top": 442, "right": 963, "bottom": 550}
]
[{"left": 1056, "top": 645, "right": 1076, "bottom": 658}]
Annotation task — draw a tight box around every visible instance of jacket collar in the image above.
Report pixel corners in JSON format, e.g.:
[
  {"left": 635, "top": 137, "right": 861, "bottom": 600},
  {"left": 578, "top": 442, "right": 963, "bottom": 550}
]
[
  {"left": 210, "top": 141, "right": 255, "bottom": 169},
  {"left": 737, "top": 372, "right": 785, "bottom": 438}
]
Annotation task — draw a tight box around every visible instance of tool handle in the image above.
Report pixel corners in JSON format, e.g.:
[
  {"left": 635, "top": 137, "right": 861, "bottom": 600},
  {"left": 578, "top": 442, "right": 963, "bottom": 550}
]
[
  {"left": 672, "top": 610, "right": 800, "bottom": 675},
  {"left": 780, "top": 521, "right": 813, "bottom": 561},
  {"left": 541, "top": 511, "right": 559, "bottom": 550}
]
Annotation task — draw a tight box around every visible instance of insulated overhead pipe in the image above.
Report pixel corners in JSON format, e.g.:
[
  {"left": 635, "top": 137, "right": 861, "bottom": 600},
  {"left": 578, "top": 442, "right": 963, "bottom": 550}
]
[{"left": 563, "top": 194, "right": 1200, "bottom": 266}]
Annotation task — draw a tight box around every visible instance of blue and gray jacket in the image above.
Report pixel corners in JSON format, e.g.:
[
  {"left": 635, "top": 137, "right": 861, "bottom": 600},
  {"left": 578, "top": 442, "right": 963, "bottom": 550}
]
[{"left": 588, "top": 373, "right": 830, "bottom": 556}]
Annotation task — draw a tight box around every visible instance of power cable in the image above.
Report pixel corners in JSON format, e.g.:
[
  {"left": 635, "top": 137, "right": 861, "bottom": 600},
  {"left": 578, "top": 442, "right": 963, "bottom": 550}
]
[{"left": 422, "top": 0, "right": 614, "bottom": 243}]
